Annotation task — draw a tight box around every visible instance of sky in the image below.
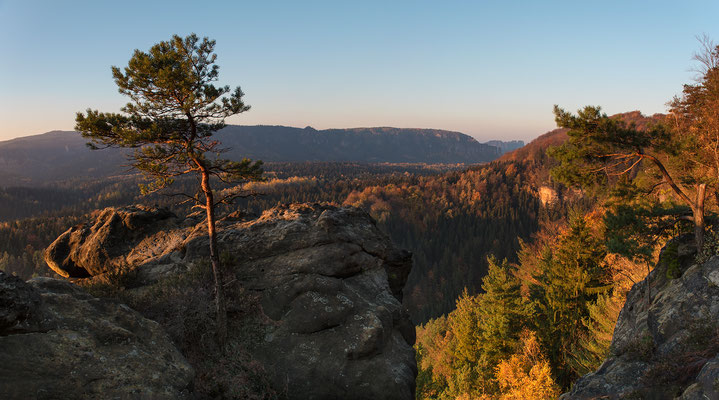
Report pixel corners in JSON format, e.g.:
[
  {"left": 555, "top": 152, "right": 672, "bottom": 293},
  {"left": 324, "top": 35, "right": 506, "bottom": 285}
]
[{"left": 1, "top": 1, "right": 718, "bottom": 143}]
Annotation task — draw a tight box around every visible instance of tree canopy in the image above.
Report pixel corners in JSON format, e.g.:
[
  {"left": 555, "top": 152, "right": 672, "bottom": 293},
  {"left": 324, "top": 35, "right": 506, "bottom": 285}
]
[
  {"left": 549, "top": 39, "right": 719, "bottom": 252},
  {"left": 75, "top": 34, "right": 262, "bottom": 195}
]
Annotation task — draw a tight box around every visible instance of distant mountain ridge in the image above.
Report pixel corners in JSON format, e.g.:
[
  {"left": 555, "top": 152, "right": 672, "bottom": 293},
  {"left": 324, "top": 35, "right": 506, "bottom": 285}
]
[
  {"left": 0, "top": 125, "right": 510, "bottom": 186},
  {"left": 0, "top": 130, "right": 129, "bottom": 186},
  {"left": 214, "top": 125, "right": 501, "bottom": 163}
]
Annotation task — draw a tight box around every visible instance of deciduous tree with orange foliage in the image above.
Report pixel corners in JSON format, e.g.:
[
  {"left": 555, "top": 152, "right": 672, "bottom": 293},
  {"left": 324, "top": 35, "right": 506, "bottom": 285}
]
[{"left": 495, "top": 330, "right": 560, "bottom": 400}]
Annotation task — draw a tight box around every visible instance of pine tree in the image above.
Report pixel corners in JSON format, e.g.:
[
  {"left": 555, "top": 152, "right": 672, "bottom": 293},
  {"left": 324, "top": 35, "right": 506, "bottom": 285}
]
[
  {"left": 550, "top": 39, "right": 719, "bottom": 252},
  {"left": 75, "top": 34, "right": 263, "bottom": 349}
]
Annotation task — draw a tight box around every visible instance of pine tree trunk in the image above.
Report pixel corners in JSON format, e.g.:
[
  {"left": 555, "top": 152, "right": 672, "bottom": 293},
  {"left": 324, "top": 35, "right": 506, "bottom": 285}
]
[
  {"left": 201, "top": 170, "right": 228, "bottom": 350},
  {"left": 693, "top": 183, "right": 707, "bottom": 253}
]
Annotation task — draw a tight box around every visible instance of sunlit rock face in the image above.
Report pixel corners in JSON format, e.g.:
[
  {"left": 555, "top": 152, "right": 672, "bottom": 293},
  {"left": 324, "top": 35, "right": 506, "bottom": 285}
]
[
  {"left": 563, "top": 236, "right": 719, "bottom": 399},
  {"left": 0, "top": 271, "right": 194, "bottom": 399},
  {"left": 45, "top": 203, "right": 417, "bottom": 400},
  {"left": 537, "top": 186, "right": 558, "bottom": 206},
  {"left": 44, "top": 205, "right": 190, "bottom": 278}
]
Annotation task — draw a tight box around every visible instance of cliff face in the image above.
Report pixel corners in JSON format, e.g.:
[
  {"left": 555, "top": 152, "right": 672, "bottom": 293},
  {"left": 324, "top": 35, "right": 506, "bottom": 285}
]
[
  {"left": 44, "top": 203, "right": 417, "bottom": 399},
  {"left": 564, "top": 236, "right": 719, "bottom": 399},
  {"left": 215, "top": 125, "right": 500, "bottom": 164}
]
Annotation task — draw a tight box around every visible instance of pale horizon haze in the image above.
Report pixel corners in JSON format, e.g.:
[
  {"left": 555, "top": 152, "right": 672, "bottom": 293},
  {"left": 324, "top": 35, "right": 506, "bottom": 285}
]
[{"left": 1, "top": 0, "right": 718, "bottom": 143}]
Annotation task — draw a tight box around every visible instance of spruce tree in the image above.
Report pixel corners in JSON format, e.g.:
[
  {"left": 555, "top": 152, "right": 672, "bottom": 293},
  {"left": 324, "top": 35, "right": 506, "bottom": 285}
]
[
  {"left": 475, "top": 256, "right": 530, "bottom": 385},
  {"left": 529, "top": 213, "right": 609, "bottom": 386}
]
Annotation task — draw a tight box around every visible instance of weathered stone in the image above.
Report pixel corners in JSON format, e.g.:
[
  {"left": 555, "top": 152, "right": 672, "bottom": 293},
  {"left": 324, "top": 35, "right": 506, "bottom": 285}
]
[
  {"left": 0, "top": 273, "right": 193, "bottom": 399},
  {"left": 209, "top": 204, "right": 416, "bottom": 400},
  {"left": 679, "top": 354, "right": 719, "bottom": 399},
  {"left": 44, "top": 203, "right": 417, "bottom": 399},
  {"left": 0, "top": 271, "right": 41, "bottom": 334},
  {"left": 44, "top": 205, "right": 185, "bottom": 278},
  {"left": 563, "top": 235, "right": 719, "bottom": 399}
]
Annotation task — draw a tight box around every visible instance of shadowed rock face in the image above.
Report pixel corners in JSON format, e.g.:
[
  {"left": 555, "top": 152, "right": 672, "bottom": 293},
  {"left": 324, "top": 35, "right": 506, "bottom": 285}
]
[
  {"left": 563, "top": 236, "right": 719, "bottom": 399},
  {"left": 45, "top": 203, "right": 417, "bottom": 400},
  {"left": 0, "top": 271, "right": 194, "bottom": 399}
]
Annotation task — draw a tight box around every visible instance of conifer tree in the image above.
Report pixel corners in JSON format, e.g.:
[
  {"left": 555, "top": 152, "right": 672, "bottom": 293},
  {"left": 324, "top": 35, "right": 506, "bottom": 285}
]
[
  {"left": 475, "top": 257, "right": 530, "bottom": 385},
  {"left": 568, "top": 292, "right": 623, "bottom": 375},
  {"left": 75, "top": 34, "right": 263, "bottom": 348},
  {"left": 529, "top": 213, "right": 609, "bottom": 385}
]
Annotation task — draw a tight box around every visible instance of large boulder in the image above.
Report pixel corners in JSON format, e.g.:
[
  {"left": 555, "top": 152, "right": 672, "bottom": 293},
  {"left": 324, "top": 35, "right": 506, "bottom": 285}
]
[
  {"left": 44, "top": 205, "right": 187, "bottom": 278},
  {"left": 45, "top": 203, "right": 417, "bottom": 400},
  {"left": 0, "top": 271, "right": 194, "bottom": 399},
  {"left": 563, "top": 236, "right": 719, "bottom": 399}
]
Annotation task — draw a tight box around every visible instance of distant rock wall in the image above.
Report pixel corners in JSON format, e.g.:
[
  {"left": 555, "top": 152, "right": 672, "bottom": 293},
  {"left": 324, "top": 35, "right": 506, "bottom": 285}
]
[
  {"left": 484, "top": 139, "right": 524, "bottom": 155},
  {"left": 563, "top": 236, "right": 719, "bottom": 399},
  {"left": 537, "top": 186, "right": 559, "bottom": 206},
  {"left": 44, "top": 203, "right": 417, "bottom": 399}
]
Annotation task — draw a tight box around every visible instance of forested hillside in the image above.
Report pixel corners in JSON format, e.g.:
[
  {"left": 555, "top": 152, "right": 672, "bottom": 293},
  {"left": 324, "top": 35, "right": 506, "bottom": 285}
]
[
  {"left": 0, "top": 159, "right": 547, "bottom": 322},
  {"left": 414, "top": 37, "right": 719, "bottom": 397}
]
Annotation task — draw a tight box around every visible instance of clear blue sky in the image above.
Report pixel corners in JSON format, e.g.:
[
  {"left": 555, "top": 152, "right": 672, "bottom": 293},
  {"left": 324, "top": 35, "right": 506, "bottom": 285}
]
[{"left": 1, "top": 0, "right": 718, "bottom": 142}]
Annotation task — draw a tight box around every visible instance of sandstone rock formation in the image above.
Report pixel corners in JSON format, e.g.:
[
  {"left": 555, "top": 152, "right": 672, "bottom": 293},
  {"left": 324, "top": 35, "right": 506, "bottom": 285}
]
[
  {"left": 563, "top": 236, "right": 719, "bottom": 399},
  {"left": 537, "top": 185, "right": 559, "bottom": 206},
  {"left": 45, "top": 203, "right": 417, "bottom": 399},
  {"left": 44, "top": 205, "right": 189, "bottom": 278},
  {"left": 0, "top": 271, "right": 194, "bottom": 399}
]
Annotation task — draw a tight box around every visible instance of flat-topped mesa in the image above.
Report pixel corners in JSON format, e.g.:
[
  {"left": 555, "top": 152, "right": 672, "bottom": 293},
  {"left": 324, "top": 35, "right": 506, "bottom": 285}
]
[{"left": 44, "top": 203, "right": 417, "bottom": 400}]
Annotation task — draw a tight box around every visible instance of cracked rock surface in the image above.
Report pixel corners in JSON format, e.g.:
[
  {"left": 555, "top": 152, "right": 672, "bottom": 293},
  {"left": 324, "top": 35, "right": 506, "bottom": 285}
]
[
  {"left": 45, "top": 203, "right": 416, "bottom": 400},
  {"left": 0, "top": 271, "right": 194, "bottom": 399},
  {"left": 562, "top": 236, "right": 719, "bottom": 399}
]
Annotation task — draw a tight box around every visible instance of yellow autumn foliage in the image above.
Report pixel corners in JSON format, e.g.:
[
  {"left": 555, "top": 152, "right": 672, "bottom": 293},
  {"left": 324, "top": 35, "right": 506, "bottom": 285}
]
[{"left": 495, "top": 331, "right": 560, "bottom": 400}]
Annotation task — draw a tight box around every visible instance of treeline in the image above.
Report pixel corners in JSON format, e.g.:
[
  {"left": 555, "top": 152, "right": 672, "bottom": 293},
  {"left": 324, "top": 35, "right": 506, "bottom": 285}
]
[
  {"left": 0, "top": 177, "right": 146, "bottom": 221},
  {"left": 0, "top": 162, "right": 465, "bottom": 222}
]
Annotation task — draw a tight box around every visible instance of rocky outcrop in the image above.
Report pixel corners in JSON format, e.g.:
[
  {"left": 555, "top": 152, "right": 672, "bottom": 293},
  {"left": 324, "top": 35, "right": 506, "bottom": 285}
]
[
  {"left": 45, "top": 203, "right": 417, "bottom": 399},
  {"left": 44, "top": 205, "right": 188, "bottom": 278},
  {"left": 564, "top": 236, "right": 719, "bottom": 399},
  {"left": 0, "top": 271, "right": 194, "bottom": 399},
  {"left": 537, "top": 186, "right": 559, "bottom": 206}
]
